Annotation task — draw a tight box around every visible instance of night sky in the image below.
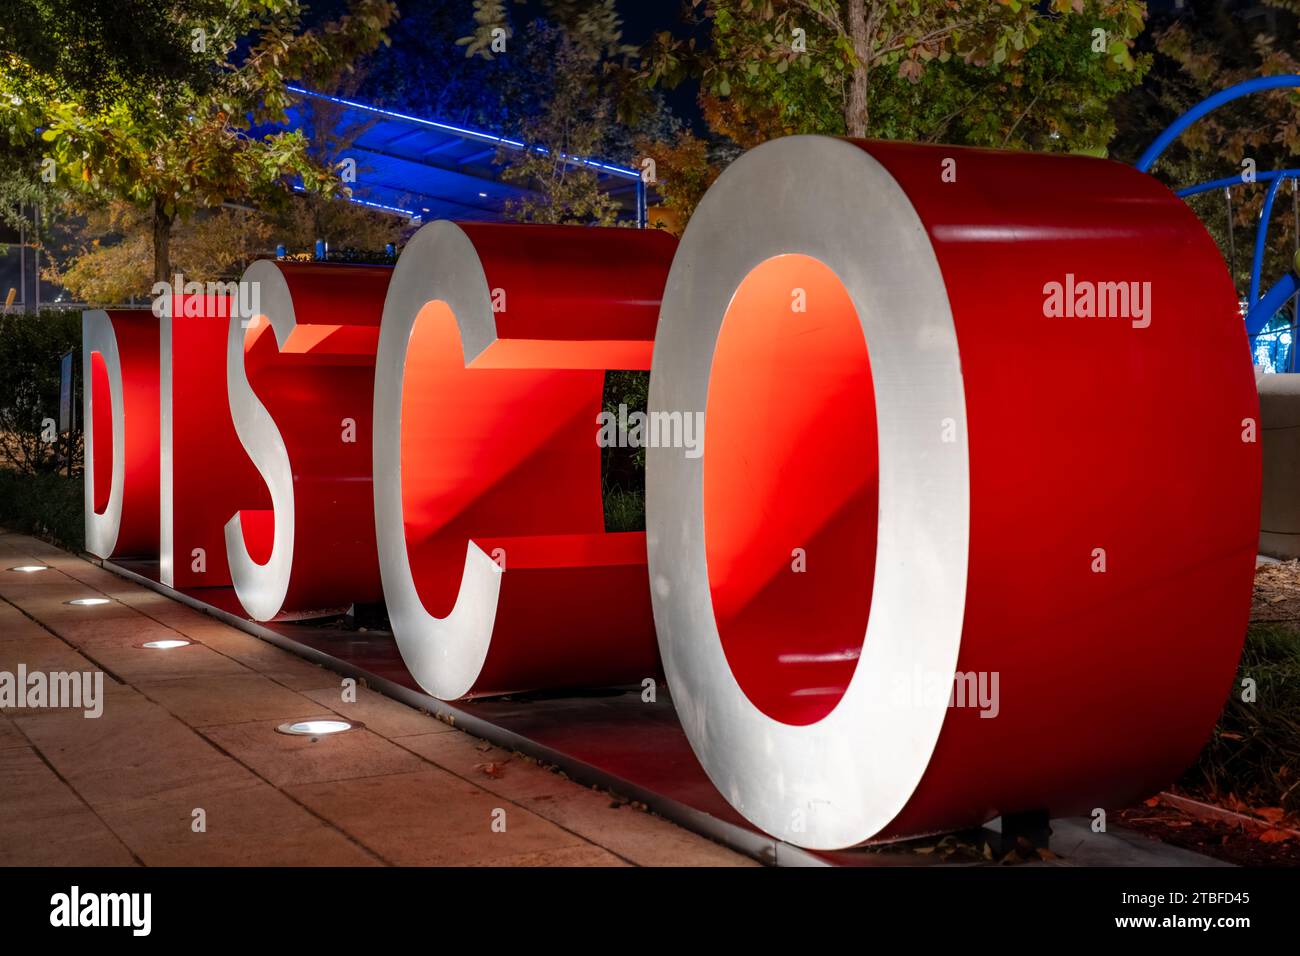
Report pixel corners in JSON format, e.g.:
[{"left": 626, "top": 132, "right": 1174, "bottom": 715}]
[{"left": 618, "top": 1, "right": 693, "bottom": 43}]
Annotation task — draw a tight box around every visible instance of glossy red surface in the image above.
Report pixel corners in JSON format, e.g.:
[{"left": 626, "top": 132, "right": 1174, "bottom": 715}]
[
  {"left": 235, "top": 262, "right": 390, "bottom": 615},
  {"left": 397, "top": 223, "right": 676, "bottom": 696},
  {"left": 165, "top": 295, "right": 267, "bottom": 588},
  {"left": 86, "top": 310, "right": 160, "bottom": 557},
  {"left": 837, "top": 142, "right": 1256, "bottom": 834},
  {"left": 90, "top": 352, "right": 111, "bottom": 516},
  {"left": 704, "top": 254, "right": 878, "bottom": 725}
]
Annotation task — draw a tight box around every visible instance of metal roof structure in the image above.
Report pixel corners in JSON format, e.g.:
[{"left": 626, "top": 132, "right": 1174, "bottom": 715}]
[{"left": 284, "top": 87, "right": 650, "bottom": 226}]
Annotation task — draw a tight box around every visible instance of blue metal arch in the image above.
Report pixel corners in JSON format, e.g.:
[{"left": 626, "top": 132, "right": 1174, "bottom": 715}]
[
  {"left": 1138, "top": 75, "right": 1300, "bottom": 340},
  {"left": 1136, "top": 74, "right": 1300, "bottom": 173}
]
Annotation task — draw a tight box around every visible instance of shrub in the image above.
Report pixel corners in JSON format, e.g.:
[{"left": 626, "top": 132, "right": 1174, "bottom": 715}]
[
  {"left": 0, "top": 308, "right": 83, "bottom": 475},
  {"left": 1181, "top": 624, "right": 1300, "bottom": 815},
  {"left": 601, "top": 370, "right": 648, "bottom": 533},
  {"left": 0, "top": 468, "right": 83, "bottom": 551}
]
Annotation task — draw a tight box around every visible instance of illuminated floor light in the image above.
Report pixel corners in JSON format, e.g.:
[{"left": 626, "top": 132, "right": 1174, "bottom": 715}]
[
  {"left": 65, "top": 597, "right": 112, "bottom": 606},
  {"left": 7, "top": 565, "right": 50, "bottom": 573},
  {"left": 276, "top": 718, "right": 360, "bottom": 738},
  {"left": 140, "top": 639, "right": 192, "bottom": 649}
]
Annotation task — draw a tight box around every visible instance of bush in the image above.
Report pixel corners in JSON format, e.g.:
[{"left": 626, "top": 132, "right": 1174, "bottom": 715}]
[
  {"left": 1181, "top": 623, "right": 1300, "bottom": 815},
  {"left": 0, "top": 308, "right": 83, "bottom": 474},
  {"left": 0, "top": 468, "right": 84, "bottom": 551},
  {"left": 601, "top": 370, "right": 648, "bottom": 533}
]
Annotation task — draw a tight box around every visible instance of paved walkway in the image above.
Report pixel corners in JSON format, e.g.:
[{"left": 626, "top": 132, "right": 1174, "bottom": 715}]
[{"left": 0, "top": 530, "right": 753, "bottom": 867}]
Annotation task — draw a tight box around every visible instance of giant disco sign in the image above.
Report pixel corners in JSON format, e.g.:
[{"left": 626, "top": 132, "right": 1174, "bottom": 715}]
[{"left": 81, "top": 136, "right": 1261, "bottom": 850}]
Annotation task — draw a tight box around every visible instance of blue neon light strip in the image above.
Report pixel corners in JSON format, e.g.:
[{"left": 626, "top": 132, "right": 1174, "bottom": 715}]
[
  {"left": 290, "top": 183, "right": 414, "bottom": 218},
  {"left": 286, "top": 86, "right": 641, "bottom": 180}
]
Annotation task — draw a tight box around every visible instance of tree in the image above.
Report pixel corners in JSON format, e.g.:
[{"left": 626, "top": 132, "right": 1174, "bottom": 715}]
[
  {"left": 459, "top": 0, "right": 672, "bottom": 226},
  {"left": 40, "top": 61, "right": 408, "bottom": 305},
  {"left": 266, "top": 193, "right": 405, "bottom": 261},
  {"left": 871, "top": 2, "right": 1148, "bottom": 153},
  {"left": 643, "top": 1, "right": 1146, "bottom": 143},
  {"left": 0, "top": 0, "right": 222, "bottom": 242},
  {"left": 360, "top": 0, "right": 518, "bottom": 132},
  {"left": 0, "top": 308, "right": 80, "bottom": 475},
  {"left": 636, "top": 1, "right": 1147, "bottom": 227},
  {"left": 0, "top": 0, "right": 396, "bottom": 283},
  {"left": 1111, "top": 0, "right": 1300, "bottom": 300},
  {"left": 631, "top": 129, "right": 727, "bottom": 236},
  {"left": 42, "top": 200, "right": 278, "bottom": 305},
  {"left": 492, "top": 20, "right": 623, "bottom": 226}
]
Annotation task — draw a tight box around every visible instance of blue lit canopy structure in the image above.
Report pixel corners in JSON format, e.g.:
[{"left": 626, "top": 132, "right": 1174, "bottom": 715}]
[{"left": 283, "top": 87, "right": 650, "bottom": 226}]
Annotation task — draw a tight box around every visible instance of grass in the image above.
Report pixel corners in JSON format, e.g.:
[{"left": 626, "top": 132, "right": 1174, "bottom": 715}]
[
  {"left": 1180, "top": 623, "right": 1300, "bottom": 816},
  {"left": 601, "top": 370, "right": 648, "bottom": 534},
  {"left": 603, "top": 485, "right": 644, "bottom": 533},
  {"left": 0, "top": 468, "right": 84, "bottom": 552}
]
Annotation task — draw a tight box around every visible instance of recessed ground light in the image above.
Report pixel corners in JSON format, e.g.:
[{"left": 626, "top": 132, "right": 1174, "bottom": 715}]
[
  {"left": 478, "top": 191, "right": 488, "bottom": 197},
  {"left": 276, "top": 718, "right": 361, "bottom": 738},
  {"left": 65, "top": 597, "right": 111, "bottom": 606},
  {"left": 140, "top": 639, "right": 191, "bottom": 649},
  {"left": 7, "top": 565, "right": 49, "bottom": 573}
]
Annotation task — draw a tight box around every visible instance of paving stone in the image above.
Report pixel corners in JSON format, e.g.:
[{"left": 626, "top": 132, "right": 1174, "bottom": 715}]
[
  {"left": 42, "top": 561, "right": 140, "bottom": 595},
  {"left": 0, "top": 747, "right": 136, "bottom": 866},
  {"left": 1, "top": 648, "right": 123, "bottom": 720},
  {"left": 1, "top": 529, "right": 763, "bottom": 868},
  {"left": 182, "top": 625, "right": 335, "bottom": 690},
  {"left": 287, "top": 769, "right": 593, "bottom": 866},
  {"left": 200, "top": 719, "right": 427, "bottom": 788},
  {"left": 78, "top": 635, "right": 251, "bottom": 683},
  {"left": 473, "top": 844, "right": 630, "bottom": 867},
  {"left": 305, "top": 684, "right": 454, "bottom": 738},
  {"left": 98, "top": 778, "right": 381, "bottom": 867},
  {"left": 0, "top": 573, "right": 82, "bottom": 603},
  {"left": 0, "top": 601, "right": 52, "bottom": 642},
  {"left": 394, "top": 731, "right": 757, "bottom": 866},
  {"left": 0, "top": 633, "right": 98, "bottom": 674},
  {"left": 136, "top": 673, "right": 321, "bottom": 727},
  {"left": 14, "top": 690, "right": 262, "bottom": 810},
  {"left": 41, "top": 611, "right": 180, "bottom": 649},
  {"left": 0, "top": 714, "right": 27, "bottom": 751}
]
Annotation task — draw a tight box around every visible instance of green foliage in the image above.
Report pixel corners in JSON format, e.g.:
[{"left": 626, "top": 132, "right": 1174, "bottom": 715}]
[
  {"left": 495, "top": 23, "right": 622, "bottom": 227},
  {"left": 633, "top": 1, "right": 1148, "bottom": 230},
  {"left": 0, "top": 1, "right": 225, "bottom": 232},
  {"left": 460, "top": 1, "right": 657, "bottom": 226},
  {"left": 0, "top": 308, "right": 81, "bottom": 476},
  {"left": 1109, "top": 0, "right": 1300, "bottom": 299},
  {"left": 0, "top": 142, "right": 63, "bottom": 235},
  {"left": 46, "top": 199, "right": 278, "bottom": 305},
  {"left": 645, "top": 0, "right": 1147, "bottom": 147},
  {"left": 603, "top": 487, "right": 645, "bottom": 534},
  {"left": 1182, "top": 624, "right": 1300, "bottom": 815},
  {"left": 869, "top": 3, "right": 1150, "bottom": 152},
  {"left": 0, "top": 0, "right": 397, "bottom": 280},
  {"left": 600, "top": 370, "right": 649, "bottom": 533},
  {"left": 460, "top": 0, "right": 632, "bottom": 61},
  {"left": 0, "top": 1, "right": 221, "bottom": 112},
  {"left": 0, "top": 470, "right": 84, "bottom": 551}
]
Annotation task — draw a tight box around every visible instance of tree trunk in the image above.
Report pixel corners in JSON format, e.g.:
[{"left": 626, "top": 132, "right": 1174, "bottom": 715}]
[
  {"left": 152, "top": 197, "right": 173, "bottom": 284},
  {"left": 846, "top": 0, "right": 870, "bottom": 138}
]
